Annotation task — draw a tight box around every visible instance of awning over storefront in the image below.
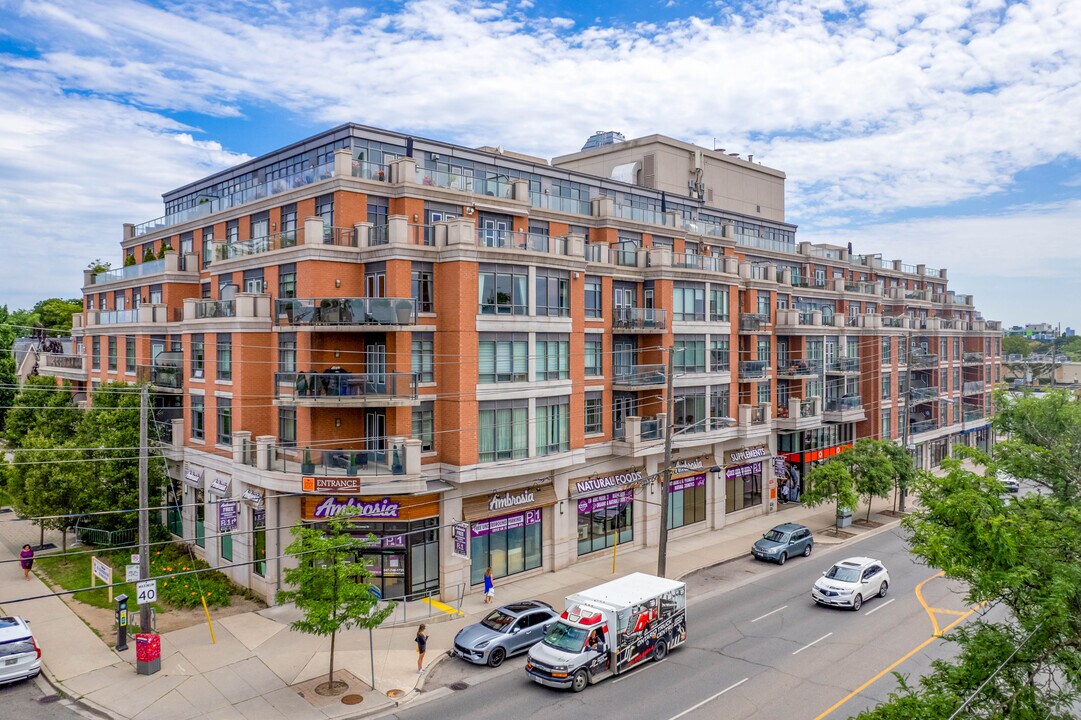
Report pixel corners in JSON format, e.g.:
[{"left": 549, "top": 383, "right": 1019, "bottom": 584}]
[{"left": 462, "top": 483, "right": 558, "bottom": 522}]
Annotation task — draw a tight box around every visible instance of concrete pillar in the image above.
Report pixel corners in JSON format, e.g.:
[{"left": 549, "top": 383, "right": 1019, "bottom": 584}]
[
  {"left": 333, "top": 148, "right": 352, "bottom": 177},
  {"left": 256, "top": 435, "right": 274, "bottom": 471},
  {"left": 303, "top": 217, "right": 324, "bottom": 245}
]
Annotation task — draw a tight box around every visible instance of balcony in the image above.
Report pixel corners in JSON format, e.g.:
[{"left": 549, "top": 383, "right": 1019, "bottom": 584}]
[
  {"left": 825, "top": 357, "right": 860, "bottom": 374},
  {"left": 909, "top": 419, "right": 938, "bottom": 436},
  {"left": 909, "top": 353, "right": 939, "bottom": 368},
  {"left": 963, "top": 352, "right": 984, "bottom": 365},
  {"left": 184, "top": 294, "right": 272, "bottom": 322},
  {"left": 276, "top": 298, "right": 417, "bottom": 328},
  {"left": 673, "top": 253, "right": 725, "bottom": 273},
  {"left": 613, "top": 365, "right": 666, "bottom": 390},
  {"left": 963, "top": 381, "right": 985, "bottom": 395},
  {"left": 909, "top": 386, "right": 940, "bottom": 404},
  {"left": 274, "top": 371, "right": 419, "bottom": 407},
  {"left": 776, "top": 359, "right": 821, "bottom": 379},
  {"left": 88, "top": 305, "right": 171, "bottom": 326},
  {"left": 415, "top": 167, "right": 513, "bottom": 198},
  {"left": 217, "top": 230, "right": 300, "bottom": 260},
  {"left": 738, "top": 360, "right": 769, "bottom": 379},
  {"left": 775, "top": 397, "right": 822, "bottom": 430},
  {"left": 136, "top": 364, "right": 183, "bottom": 391},
  {"left": 476, "top": 228, "right": 569, "bottom": 255},
  {"left": 738, "top": 313, "right": 771, "bottom": 332},
  {"left": 194, "top": 300, "right": 236, "bottom": 319},
  {"left": 738, "top": 404, "right": 772, "bottom": 439},
  {"left": 93, "top": 258, "right": 166, "bottom": 284},
  {"left": 271, "top": 446, "right": 406, "bottom": 478},
  {"left": 37, "top": 352, "right": 86, "bottom": 380},
  {"left": 963, "top": 409, "right": 985, "bottom": 423},
  {"left": 823, "top": 395, "right": 866, "bottom": 422},
  {"left": 613, "top": 307, "right": 667, "bottom": 332},
  {"left": 529, "top": 192, "right": 591, "bottom": 216}
]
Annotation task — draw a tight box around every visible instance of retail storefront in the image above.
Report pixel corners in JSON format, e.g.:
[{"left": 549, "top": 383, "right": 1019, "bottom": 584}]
[
  {"left": 301, "top": 494, "right": 441, "bottom": 600},
  {"left": 724, "top": 445, "right": 768, "bottom": 514},
  {"left": 571, "top": 470, "right": 641, "bottom": 556},
  {"left": 665, "top": 458, "right": 710, "bottom": 530},
  {"left": 778, "top": 425, "right": 855, "bottom": 491},
  {"left": 463, "top": 484, "right": 557, "bottom": 586}
]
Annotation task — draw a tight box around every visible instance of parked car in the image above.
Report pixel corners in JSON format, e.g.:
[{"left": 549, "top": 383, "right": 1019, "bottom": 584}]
[
  {"left": 0, "top": 616, "right": 40, "bottom": 685},
  {"left": 997, "top": 473, "right": 1020, "bottom": 493},
  {"left": 452, "top": 601, "right": 558, "bottom": 667},
  {"left": 812, "top": 557, "right": 890, "bottom": 611},
  {"left": 751, "top": 523, "right": 814, "bottom": 565}
]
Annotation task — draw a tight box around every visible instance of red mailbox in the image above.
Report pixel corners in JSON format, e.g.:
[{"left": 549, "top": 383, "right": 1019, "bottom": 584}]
[{"left": 135, "top": 633, "right": 160, "bottom": 668}]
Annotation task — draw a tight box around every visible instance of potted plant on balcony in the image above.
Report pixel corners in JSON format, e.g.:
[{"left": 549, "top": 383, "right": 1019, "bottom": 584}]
[
  {"left": 143, "top": 246, "right": 156, "bottom": 262},
  {"left": 157, "top": 243, "right": 173, "bottom": 260},
  {"left": 123, "top": 254, "right": 136, "bottom": 267},
  {"left": 394, "top": 299, "right": 413, "bottom": 324},
  {"left": 346, "top": 451, "right": 359, "bottom": 477},
  {"left": 391, "top": 445, "right": 403, "bottom": 475},
  {"left": 301, "top": 448, "right": 315, "bottom": 475}
]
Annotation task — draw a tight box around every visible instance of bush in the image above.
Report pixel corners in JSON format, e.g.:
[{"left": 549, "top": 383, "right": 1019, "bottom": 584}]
[{"left": 151, "top": 544, "right": 233, "bottom": 608}]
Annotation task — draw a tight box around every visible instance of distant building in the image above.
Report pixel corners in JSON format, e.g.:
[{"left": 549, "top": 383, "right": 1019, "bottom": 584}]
[{"left": 1004, "top": 323, "right": 1060, "bottom": 342}]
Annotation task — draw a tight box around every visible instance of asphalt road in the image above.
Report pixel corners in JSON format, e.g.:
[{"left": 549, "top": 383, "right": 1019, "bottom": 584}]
[
  {"left": 0, "top": 676, "right": 86, "bottom": 720},
  {"left": 387, "top": 525, "right": 988, "bottom": 720}
]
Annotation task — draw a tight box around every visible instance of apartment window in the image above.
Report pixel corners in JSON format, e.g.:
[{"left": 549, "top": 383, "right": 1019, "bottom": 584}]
[
  {"left": 191, "top": 395, "right": 205, "bottom": 440},
  {"left": 278, "top": 332, "right": 296, "bottom": 374},
  {"left": 367, "top": 196, "right": 388, "bottom": 230},
  {"left": 535, "top": 268, "right": 570, "bottom": 317},
  {"left": 674, "top": 337, "right": 706, "bottom": 373},
  {"left": 881, "top": 336, "right": 891, "bottom": 364},
  {"left": 536, "top": 396, "right": 570, "bottom": 455},
  {"left": 536, "top": 334, "right": 570, "bottom": 380},
  {"left": 584, "top": 338, "right": 603, "bottom": 377},
  {"left": 413, "top": 401, "right": 434, "bottom": 452},
  {"left": 225, "top": 220, "right": 238, "bottom": 244},
  {"left": 315, "top": 194, "right": 334, "bottom": 229},
  {"left": 92, "top": 337, "right": 100, "bottom": 370},
  {"left": 278, "top": 407, "right": 296, "bottom": 447},
  {"left": 107, "top": 337, "right": 117, "bottom": 371},
  {"left": 584, "top": 392, "right": 603, "bottom": 435},
  {"left": 412, "top": 333, "right": 434, "bottom": 383},
  {"left": 704, "top": 285, "right": 730, "bottom": 320},
  {"left": 953, "top": 367, "right": 960, "bottom": 392},
  {"left": 278, "top": 263, "right": 296, "bottom": 299},
  {"left": 757, "top": 382, "right": 771, "bottom": 405},
  {"left": 479, "top": 264, "right": 527, "bottom": 315},
  {"left": 710, "top": 338, "right": 730, "bottom": 371},
  {"left": 756, "top": 293, "right": 771, "bottom": 320},
  {"left": 882, "top": 411, "right": 892, "bottom": 439},
  {"left": 882, "top": 371, "right": 891, "bottom": 399},
  {"left": 584, "top": 277, "right": 602, "bottom": 319},
  {"left": 201, "top": 282, "right": 211, "bottom": 299},
  {"left": 478, "top": 400, "right": 528, "bottom": 461},
  {"left": 953, "top": 338, "right": 960, "bottom": 359},
  {"left": 217, "top": 397, "right": 232, "bottom": 446},
  {"left": 201, "top": 227, "right": 213, "bottom": 269},
  {"left": 710, "top": 384, "right": 731, "bottom": 421},
  {"left": 478, "top": 333, "right": 527, "bottom": 383},
  {"left": 673, "top": 283, "right": 705, "bottom": 321},
  {"left": 673, "top": 387, "right": 706, "bottom": 434},
  {"left": 125, "top": 335, "right": 136, "bottom": 373},
  {"left": 280, "top": 204, "right": 297, "bottom": 243},
  {"left": 757, "top": 337, "right": 771, "bottom": 363},
  {"left": 216, "top": 333, "right": 232, "bottom": 380},
  {"left": 243, "top": 268, "right": 264, "bottom": 294},
  {"left": 191, "top": 334, "right": 204, "bottom": 378},
  {"left": 411, "top": 263, "right": 434, "bottom": 313}
]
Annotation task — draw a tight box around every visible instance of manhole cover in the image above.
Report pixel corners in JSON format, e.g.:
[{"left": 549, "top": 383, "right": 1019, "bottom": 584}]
[
  {"left": 341, "top": 694, "right": 363, "bottom": 705},
  {"left": 38, "top": 695, "right": 62, "bottom": 704},
  {"left": 450, "top": 681, "right": 469, "bottom": 691},
  {"left": 387, "top": 689, "right": 404, "bottom": 699}
]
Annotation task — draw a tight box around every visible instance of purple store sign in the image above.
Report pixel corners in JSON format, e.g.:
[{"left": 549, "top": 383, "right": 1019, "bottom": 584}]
[
  {"left": 471, "top": 509, "right": 542, "bottom": 538},
  {"left": 577, "top": 489, "right": 634, "bottom": 514},
  {"left": 670, "top": 473, "right": 707, "bottom": 493},
  {"left": 311, "top": 496, "right": 402, "bottom": 520},
  {"left": 452, "top": 522, "right": 469, "bottom": 559},
  {"left": 725, "top": 462, "right": 763, "bottom": 481}
]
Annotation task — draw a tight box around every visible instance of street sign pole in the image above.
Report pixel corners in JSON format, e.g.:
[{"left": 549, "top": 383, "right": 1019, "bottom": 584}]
[{"left": 138, "top": 385, "right": 152, "bottom": 634}]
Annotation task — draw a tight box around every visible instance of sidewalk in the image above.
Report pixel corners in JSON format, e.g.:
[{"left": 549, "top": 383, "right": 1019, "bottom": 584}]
[{"left": 0, "top": 497, "right": 903, "bottom": 720}]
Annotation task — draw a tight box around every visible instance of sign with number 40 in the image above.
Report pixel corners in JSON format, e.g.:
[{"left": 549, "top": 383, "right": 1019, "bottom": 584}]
[{"left": 136, "top": 579, "right": 157, "bottom": 605}]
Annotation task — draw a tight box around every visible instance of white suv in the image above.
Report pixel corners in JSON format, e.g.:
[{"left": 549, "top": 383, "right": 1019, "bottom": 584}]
[
  {"left": 812, "top": 557, "right": 889, "bottom": 611},
  {"left": 0, "top": 616, "right": 40, "bottom": 684}
]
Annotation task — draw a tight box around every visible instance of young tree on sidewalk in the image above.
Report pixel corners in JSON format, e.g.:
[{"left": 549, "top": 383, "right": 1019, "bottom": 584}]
[
  {"left": 801, "top": 462, "right": 858, "bottom": 532},
  {"left": 278, "top": 515, "right": 394, "bottom": 695},
  {"left": 840, "top": 439, "right": 897, "bottom": 522}
]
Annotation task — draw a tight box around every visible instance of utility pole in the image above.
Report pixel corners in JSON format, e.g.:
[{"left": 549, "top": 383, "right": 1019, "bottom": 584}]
[
  {"left": 138, "top": 385, "right": 152, "bottom": 634},
  {"left": 657, "top": 346, "right": 676, "bottom": 578},
  {"left": 899, "top": 331, "right": 913, "bottom": 513}
]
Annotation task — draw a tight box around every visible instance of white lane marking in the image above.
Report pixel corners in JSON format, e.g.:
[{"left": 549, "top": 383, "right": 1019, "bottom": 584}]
[
  {"left": 612, "top": 659, "right": 666, "bottom": 684},
  {"left": 751, "top": 605, "right": 788, "bottom": 623},
  {"left": 865, "top": 598, "right": 896, "bottom": 616},
  {"left": 792, "top": 632, "right": 833, "bottom": 655},
  {"left": 667, "top": 678, "right": 749, "bottom": 720}
]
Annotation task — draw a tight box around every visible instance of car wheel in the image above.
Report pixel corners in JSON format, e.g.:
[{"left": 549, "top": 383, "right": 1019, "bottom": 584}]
[
  {"left": 878, "top": 580, "right": 889, "bottom": 598},
  {"left": 571, "top": 669, "right": 589, "bottom": 693},
  {"left": 803, "top": 543, "right": 813, "bottom": 557},
  {"left": 487, "top": 646, "right": 506, "bottom": 668},
  {"left": 777, "top": 552, "right": 787, "bottom": 566},
  {"left": 852, "top": 594, "right": 863, "bottom": 611},
  {"left": 653, "top": 640, "right": 668, "bottom": 661}
]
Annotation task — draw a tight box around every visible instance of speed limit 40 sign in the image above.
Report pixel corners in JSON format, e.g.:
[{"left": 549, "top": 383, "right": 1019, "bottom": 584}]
[{"left": 136, "top": 579, "right": 158, "bottom": 605}]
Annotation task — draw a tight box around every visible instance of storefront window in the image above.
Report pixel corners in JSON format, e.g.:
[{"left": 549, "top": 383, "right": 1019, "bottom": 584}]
[
  {"left": 194, "top": 490, "right": 205, "bottom": 548},
  {"left": 666, "top": 473, "right": 706, "bottom": 529},
  {"left": 725, "top": 463, "right": 763, "bottom": 513},
  {"left": 345, "top": 517, "right": 440, "bottom": 600},
  {"left": 577, "top": 490, "right": 633, "bottom": 555},
  {"left": 252, "top": 509, "right": 267, "bottom": 577},
  {"left": 470, "top": 510, "right": 542, "bottom": 585}
]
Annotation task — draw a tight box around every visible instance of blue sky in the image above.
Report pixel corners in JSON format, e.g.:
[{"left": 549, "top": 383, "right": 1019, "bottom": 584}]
[{"left": 0, "top": 0, "right": 1079, "bottom": 330}]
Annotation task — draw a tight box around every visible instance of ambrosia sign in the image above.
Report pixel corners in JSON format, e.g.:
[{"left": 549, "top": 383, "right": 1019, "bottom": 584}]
[
  {"left": 462, "top": 483, "right": 558, "bottom": 521},
  {"left": 489, "top": 489, "right": 534, "bottom": 512},
  {"left": 301, "top": 494, "right": 439, "bottom": 522}
]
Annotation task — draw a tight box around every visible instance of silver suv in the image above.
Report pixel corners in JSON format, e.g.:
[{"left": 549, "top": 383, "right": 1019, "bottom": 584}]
[
  {"left": 451, "top": 601, "right": 558, "bottom": 667},
  {"left": 812, "top": 557, "right": 890, "bottom": 611},
  {"left": 751, "top": 523, "right": 814, "bottom": 565}
]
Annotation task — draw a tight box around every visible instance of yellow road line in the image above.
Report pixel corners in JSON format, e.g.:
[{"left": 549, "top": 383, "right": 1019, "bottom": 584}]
[
  {"left": 813, "top": 572, "right": 979, "bottom": 720},
  {"left": 422, "top": 596, "right": 463, "bottom": 616}
]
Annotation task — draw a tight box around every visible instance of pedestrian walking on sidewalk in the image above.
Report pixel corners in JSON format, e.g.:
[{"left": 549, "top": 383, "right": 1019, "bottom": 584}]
[
  {"left": 790, "top": 466, "right": 802, "bottom": 503},
  {"left": 483, "top": 567, "right": 494, "bottom": 604},
  {"left": 19, "top": 545, "right": 34, "bottom": 581},
  {"left": 416, "top": 624, "right": 429, "bottom": 673}
]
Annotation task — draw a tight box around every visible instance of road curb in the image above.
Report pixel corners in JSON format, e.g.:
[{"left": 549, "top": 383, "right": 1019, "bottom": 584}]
[{"left": 37, "top": 663, "right": 122, "bottom": 720}]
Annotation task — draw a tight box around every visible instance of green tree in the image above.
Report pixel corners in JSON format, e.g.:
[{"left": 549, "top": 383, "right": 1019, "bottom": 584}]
[
  {"left": 835, "top": 439, "right": 897, "bottom": 521},
  {"left": 801, "top": 461, "right": 859, "bottom": 530},
  {"left": 3, "top": 376, "right": 80, "bottom": 450},
  {"left": 1001, "top": 335, "right": 1032, "bottom": 357},
  {"left": 853, "top": 452, "right": 1081, "bottom": 719},
  {"left": 992, "top": 388, "right": 1081, "bottom": 502},
  {"left": 881, "top": 439, "right": 917, "bottom": 512},
  {"left": 278, "top": 516, "right": 394, "bottom": 694},
  {"left": 31, "top": 298, "right": 82, "bottom": 333},
  {"left": 0, "top": 355, "right": 16, "bottom": 432}
]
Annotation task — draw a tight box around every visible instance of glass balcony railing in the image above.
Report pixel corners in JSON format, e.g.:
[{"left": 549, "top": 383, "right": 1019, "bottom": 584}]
[
  {"left": 777, "top": 360, "right": 821, "bottom": 377},
  {"left": 613, "top": 204, "right": 671, "bottom": 226},
  {"left": 275, "top": 298, "right": 416, "bottom": 327},
  {"left": 735, "top": 235, "right": 794, "bottom": 253},
  {"left": 739, "top": 313, "right": 770, "bottom": 332},
  {"left": 739, "top": 360, "right": 769, "bottom": 378},
  {"left": 640, "top": 418, "right": 663, "bottom": 440},
  {"left": 963, "top": 352, "right": 985, "bottom": 364},
  {"left": 96, "top": 310, "right": 139, "bottom": 324},
  {"left": 217, "top": 230, "right": 300, "bottom": 260},
  {"left": 825, "top": 396, "right": 863, "bottom": 412},
  {"left": 476, "top": 229, "right": 567, "bottom": 255},
  {"left": 963, "top": 381, "right": 986, "bottom": 395},
  {"left": 193, "top": 300, "right": 236, "bottom": 319},
  {"left": 910, "top": 353, "right": 938, "bottom": 368},
  {"left": 909, "top": 419, "right": 937, "bottom": 434},
  {"left": 350, "top": 161, "right": 388, "bottom": 182},
  {"left": 271, "top": 445, "right": 403, "bottom": 477},
  {"left": 799, "top": 398, "right": 818, "bottom": 417},
  {"left": 909, "top": 386, "right": 940, "bottom": 403},
  {"left": 40, "top": 353, "right": 84, "bottom": 371},
  {"left": 825, "top": 357, "right": 860, "bottom": 373},
  {"left": 673, "top": 253, "right": 724, "bottom": 272},
  {"left": 136, "top": 364, "right": 183, "bottom": 390},
  {"left": 275, "top": 371, "right": 418, "bottom": 403},
  {"left": 613, "top": 307, "right": 667, "bottom": 331},
  {"left": 93, "top": 259, "right": 167, "bottom": 284},
  {"left": 529, "top": 192, "right": 591, "bottom": 215},
  {"left": 613, "top": 365, "right": 666, "bottom": 386},
  {"left": 415, "top": 168, "right": 512, "bottom": 198}
]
